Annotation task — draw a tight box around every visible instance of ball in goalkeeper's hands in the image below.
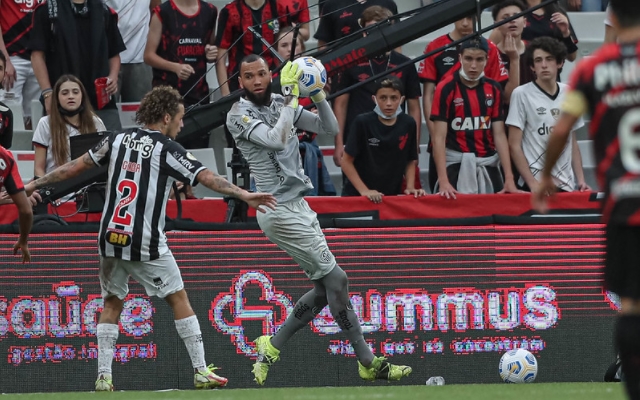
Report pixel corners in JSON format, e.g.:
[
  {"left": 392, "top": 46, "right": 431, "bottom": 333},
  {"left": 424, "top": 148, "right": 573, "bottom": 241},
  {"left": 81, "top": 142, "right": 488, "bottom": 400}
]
[{"left": 292, "top": 57, "right": 327, "bottom": 98}]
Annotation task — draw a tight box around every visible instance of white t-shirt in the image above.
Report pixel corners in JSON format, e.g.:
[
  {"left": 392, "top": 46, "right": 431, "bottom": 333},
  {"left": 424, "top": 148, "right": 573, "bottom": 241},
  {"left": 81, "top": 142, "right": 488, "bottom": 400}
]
[
  {"left": 104, "top": 0, "right": 151, "bottom": 64},
  {"left": 32, "top": 115, "right": 107, "bottom": 173},
  {"left": 506, "top": 82, "right": 585, "bottom": 191}
]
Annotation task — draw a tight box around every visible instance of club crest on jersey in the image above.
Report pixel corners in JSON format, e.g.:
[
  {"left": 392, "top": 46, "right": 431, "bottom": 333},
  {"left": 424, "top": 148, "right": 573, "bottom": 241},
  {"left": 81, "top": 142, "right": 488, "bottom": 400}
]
[
  {"left": 452, "top": 116, "right": 492, "bottom": 130},
  {"left": 268, "top": 19, "right": 280, "bottom": 34},
  {"left": 551, "top": 108, "right": 560, "bottom": 120},
  {"left": 122, "top": 134, "right": 155, "bottom": 158}
]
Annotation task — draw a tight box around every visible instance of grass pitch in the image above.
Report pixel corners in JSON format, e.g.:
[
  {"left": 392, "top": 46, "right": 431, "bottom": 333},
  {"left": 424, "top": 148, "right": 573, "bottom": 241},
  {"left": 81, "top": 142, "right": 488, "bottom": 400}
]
[{"left": 0, "top": 383, "right": 626, "bottom": 400}]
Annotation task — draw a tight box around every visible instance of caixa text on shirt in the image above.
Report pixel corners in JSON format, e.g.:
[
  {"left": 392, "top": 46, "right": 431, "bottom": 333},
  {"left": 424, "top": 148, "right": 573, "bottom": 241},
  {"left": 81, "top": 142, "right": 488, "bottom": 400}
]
[{"left": 121, "top": 134, "right": 155, "bottom": 158}]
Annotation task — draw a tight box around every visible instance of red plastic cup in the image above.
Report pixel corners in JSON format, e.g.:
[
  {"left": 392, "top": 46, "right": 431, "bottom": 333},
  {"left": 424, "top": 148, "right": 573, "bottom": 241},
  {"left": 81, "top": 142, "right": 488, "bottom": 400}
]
[{"left": 94, "top": 77, "right": 110, "bottom": 110}]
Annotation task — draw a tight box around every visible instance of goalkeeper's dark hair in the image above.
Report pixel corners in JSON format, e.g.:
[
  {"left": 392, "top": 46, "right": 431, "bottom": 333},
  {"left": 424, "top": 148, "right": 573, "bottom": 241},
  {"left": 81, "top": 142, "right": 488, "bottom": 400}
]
[
  {"left": 240, "top": 54, "right": 269, "bottom": 69},
  {"left": 136, "top": 86, "right": 183, "bottom": 126},
  {"left": 609, "top": 0, "right": 640, "bottom": 28},
  {"left": 376, "top": 76, "right": 404, "bottom": 96}
]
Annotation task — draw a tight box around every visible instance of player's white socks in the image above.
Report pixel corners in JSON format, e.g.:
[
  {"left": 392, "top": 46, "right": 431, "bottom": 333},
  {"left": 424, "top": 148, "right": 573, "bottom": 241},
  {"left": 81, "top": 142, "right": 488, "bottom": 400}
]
[
  {"left": 97, "top": 323, "right": 119, "bottom": 377},
  {"left": 175, "top": 315, "right": 207, "bottom": 372}
]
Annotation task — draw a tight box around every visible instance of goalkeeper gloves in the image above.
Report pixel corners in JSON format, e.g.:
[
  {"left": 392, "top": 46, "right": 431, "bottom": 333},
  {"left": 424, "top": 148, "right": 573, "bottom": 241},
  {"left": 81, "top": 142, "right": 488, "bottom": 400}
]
[
  {"left": 280, "top": 61, "right": 302, "bottom": 109},
  {"left": 310, "top": 89, "right": 326, "bottom": 103}
]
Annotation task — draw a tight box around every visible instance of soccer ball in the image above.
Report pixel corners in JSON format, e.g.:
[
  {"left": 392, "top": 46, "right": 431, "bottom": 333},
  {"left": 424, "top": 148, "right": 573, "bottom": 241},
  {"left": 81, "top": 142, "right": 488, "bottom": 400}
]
[
  {"left": 499, "top": 349, "right": 538, "bottom": 383},
  {"left": 293, "top": 56, "right": 327, "bottom": 98}
]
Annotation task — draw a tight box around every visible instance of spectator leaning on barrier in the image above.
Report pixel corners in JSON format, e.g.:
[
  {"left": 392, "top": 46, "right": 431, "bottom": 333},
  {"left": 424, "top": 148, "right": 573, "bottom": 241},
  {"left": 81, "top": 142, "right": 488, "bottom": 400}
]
[
  {"left": 333, "top": 6, "right": 422, "bottom": 173},
  {"left": 507, "top": 37, "right": 590, "bottom": 193},
  {"left": 419, "top": 15, "right": 508, "bottom": 193},
  {"left": 0, "top": 145, "right": 31, "bottom": 263},
  {"left": 492, "top": 0, "right": 535, "bottom": 97},
  {"left": 29, "top": 0, "right": 126, "bottom": 131},
  {"left": 105, "top": 0, "right": 161, "bottom": 103},
  {"left": 24, "top": 85, "right": 276, "bottom": 392},
  {"left": 0, "top": 52, "right": 14, "bottom": 149},
  {"left": 144, "top": 0, "right": 218, "bottom": 149},
  {"left": 430, "top": 37, "right": 519, "bottom": 198},
  {"left": 0, "top": 0, "right": 41, "bottom": 130},
  {"left": 341, "top": 77, "right": 424, "bottom": 203},
  {"left": 32, "top": 75, "right": 106, "bottom": 179}
]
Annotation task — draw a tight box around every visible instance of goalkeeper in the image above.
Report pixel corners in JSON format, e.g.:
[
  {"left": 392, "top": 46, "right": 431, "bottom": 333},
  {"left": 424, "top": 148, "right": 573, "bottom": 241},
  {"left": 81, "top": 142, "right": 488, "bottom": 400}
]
[{"left": 227, "top": 54, "right": 412, "bottom": 385}]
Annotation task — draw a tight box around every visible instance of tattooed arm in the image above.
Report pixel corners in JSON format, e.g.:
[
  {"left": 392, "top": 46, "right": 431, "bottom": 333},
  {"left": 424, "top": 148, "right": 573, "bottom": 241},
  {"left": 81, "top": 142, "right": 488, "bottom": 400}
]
[
  {"left": 25, "top": 152, "right": 96, "bottom": 196},
  {"left": 195, "top": 169, "right": 278, "bottom": 213}
]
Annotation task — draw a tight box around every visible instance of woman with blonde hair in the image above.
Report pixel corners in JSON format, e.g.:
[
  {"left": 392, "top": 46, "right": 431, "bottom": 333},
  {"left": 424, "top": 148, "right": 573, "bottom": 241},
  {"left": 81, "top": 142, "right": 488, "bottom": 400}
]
[{"left": 32, "top": 75, "right": 106, "bottom": 178}]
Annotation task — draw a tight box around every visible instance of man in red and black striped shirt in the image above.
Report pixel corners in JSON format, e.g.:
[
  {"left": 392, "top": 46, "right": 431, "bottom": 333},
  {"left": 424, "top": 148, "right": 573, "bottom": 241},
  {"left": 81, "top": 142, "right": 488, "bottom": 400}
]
[
  {"left": 215, "top": 0, "right": 288, "bottom": 97},
  {"left": 0, "top": 0, "right": 43, "bottom": 128},
  {"left": 430, "top": 37, "right": 517, "bottom": 199},
  {"left": 534, "top": 3, "right": 640, "bottom": 398},
  {"left": 0, "top": 145, "right": 32, "bottom": 262}
]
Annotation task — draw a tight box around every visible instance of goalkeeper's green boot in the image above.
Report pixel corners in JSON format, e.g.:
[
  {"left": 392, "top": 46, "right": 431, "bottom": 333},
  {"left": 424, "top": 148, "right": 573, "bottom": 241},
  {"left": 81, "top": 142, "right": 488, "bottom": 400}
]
[
  {"left": 358, "top": 356, "right": 412, "bottom": 381},
  {"left": 252, "top": 335, "right": 281, "bottom": 385},
  {"left": 95, "top": 374, "right": 114, "bottom": 391},
  {"left": 194, "top": 364, "right": 228, "bottom": 389}
]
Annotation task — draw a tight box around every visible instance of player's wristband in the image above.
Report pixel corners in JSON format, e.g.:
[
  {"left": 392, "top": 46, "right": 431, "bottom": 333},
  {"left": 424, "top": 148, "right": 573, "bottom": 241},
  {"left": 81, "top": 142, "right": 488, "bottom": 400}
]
[{"left": 310, "top": 91, "right": 326, "bottom": 103}]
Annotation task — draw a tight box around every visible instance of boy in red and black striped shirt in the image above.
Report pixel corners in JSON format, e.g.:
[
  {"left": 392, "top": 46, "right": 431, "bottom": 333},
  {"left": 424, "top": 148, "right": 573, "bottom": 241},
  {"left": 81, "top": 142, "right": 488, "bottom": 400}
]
[
  {"left": 534, "top": 2, "right": 640, "bottom": 398},
  {"left": 430, "top": 36, "right": 517, "bottom": 198}
]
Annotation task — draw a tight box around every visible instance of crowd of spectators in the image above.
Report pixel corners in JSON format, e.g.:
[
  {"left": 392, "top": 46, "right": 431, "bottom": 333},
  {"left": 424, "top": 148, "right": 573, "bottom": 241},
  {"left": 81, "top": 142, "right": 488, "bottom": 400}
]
[{"left": 0, "top": 0, "right": 610, "bottom": 203}]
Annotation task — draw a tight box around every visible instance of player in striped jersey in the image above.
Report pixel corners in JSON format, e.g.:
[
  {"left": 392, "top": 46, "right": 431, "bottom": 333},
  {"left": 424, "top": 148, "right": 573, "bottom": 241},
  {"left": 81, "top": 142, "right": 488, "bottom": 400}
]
[
  {"left": 533, "top": 1, "right": 640, "bottom": 398},
  {"left": 25, "top": 86, "right": 277, "bottom": 391}
]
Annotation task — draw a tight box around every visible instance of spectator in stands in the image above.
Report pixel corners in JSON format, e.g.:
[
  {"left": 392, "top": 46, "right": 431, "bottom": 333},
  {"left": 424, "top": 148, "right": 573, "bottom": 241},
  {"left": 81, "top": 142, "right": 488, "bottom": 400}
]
[
  {"left": 492, "top": 0, "right": 535, "bottom": 96},
  {"left": 0, "top": 52, "right": 13, "bottom": 149},
  {"left": 507, "top": 37, "right": 590, "bottom": 193},
  {"left": 0, "top": 0, "right": 41, "bottom": 130},
  {"left": 278, "top": 0, "right": 311, "bottom": 41},
  {"left": 333, "top": 6, "right": 421, "bottom": 172},
  {"left": 567, "top": 0, "right": 604, "bottom": 12},
  {"left": 419, "top": 15, "right": 508, "bottom": 193},
  {"left": 29, "top": 0, "right": 126, "bottom": 131},
  {"left": 430, "top": 37, "right": 518, "bottom": 198},
  {"left": 314, "top": 0, "right": 397, "bottom": 49},
  {"left": 341, "top": 77, "right": 423, "bottom": 202},
  {"left": 275, "top": 27, "right": 336, "bottom": 196},
  {"left": 105, "top": 0, "right": 161, "bottom": 103},
  {"left": 490, "top": 0, "right": 579, "bottom": 62},
  {"left": 215, "top": 0, "right": 288, "bottom": 98},
  {"left": 32, "top": 75, "right": 106, "bottom": 179},
  {"left": 144, "top": 0, "right": 218, "bottom": 149}
]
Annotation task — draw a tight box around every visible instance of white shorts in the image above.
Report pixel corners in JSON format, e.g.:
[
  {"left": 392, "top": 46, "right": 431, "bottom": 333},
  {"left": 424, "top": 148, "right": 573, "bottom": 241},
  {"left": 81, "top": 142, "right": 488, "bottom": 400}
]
[
  {"left": 0, "top": 56, "right": 40, "bottom": 118},
  {"left": 99, "top": 251, "right": 184, "bottom": 300},
  {"left": 257, "top": 197, "right": 336, "bottom": 280}
]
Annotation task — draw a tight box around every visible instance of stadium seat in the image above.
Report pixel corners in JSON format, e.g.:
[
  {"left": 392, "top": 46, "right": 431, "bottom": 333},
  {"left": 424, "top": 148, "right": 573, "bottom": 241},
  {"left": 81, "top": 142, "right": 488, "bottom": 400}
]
[
  {"left": 9, "top": 150, "right": 35, "bottom": 183},
  {"left": 11, "top": 130, "right": 33, "bottom": 151}
]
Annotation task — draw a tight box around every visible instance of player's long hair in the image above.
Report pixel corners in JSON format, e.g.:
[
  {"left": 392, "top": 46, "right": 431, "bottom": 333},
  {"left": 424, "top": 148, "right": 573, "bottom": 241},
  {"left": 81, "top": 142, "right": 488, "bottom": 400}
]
[
  {"left": 136, "top": 86, "right": 183, "bottom": 126},
  {"left": 49, "top": 75, "right": 97, "bottom": 168}
]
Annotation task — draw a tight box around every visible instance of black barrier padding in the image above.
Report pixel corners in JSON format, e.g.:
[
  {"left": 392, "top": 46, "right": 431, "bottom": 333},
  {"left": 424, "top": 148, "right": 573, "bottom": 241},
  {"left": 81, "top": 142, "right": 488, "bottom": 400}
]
[{"left": 0, "top": 225, "right": 616, "bottom": 392}]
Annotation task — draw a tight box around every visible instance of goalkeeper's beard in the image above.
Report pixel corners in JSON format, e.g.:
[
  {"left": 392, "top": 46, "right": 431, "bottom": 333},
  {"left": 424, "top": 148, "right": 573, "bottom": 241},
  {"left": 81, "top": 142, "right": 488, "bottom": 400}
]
[{"left": 245, "top": 82, "right": 273, "bottom": 107}]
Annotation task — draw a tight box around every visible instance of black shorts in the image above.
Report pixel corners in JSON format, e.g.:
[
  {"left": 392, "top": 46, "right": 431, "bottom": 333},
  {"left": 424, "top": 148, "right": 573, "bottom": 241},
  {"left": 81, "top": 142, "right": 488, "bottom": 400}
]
[{"left": 605, "top": 225, "right": 640, "bottom": 299}]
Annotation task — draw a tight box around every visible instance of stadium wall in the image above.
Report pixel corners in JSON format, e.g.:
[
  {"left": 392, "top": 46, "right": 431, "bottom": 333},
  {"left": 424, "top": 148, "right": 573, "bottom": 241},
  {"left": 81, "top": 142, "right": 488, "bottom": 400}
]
[{"left": 0, "top": 224, "right": 616, "bottom": 392}]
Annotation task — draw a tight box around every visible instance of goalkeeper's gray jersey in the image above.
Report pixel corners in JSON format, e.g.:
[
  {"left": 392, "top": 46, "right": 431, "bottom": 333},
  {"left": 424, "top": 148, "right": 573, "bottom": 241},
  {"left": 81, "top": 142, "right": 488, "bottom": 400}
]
[{"left": 227, "top": 94, "right": 338, "bottom": 202}]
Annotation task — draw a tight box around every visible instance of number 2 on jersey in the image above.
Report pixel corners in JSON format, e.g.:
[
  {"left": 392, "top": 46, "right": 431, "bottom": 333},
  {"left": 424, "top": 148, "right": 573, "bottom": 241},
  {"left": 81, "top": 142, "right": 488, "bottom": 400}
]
[{"left": 111, "top": 179, "right": 138, "bottom": 226}]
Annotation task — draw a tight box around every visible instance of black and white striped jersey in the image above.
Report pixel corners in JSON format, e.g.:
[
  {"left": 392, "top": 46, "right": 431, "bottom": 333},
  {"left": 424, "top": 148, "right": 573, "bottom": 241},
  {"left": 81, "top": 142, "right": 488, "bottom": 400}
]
[{"left": 89, "top": 128, "right": 206, "bottom": 261}]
